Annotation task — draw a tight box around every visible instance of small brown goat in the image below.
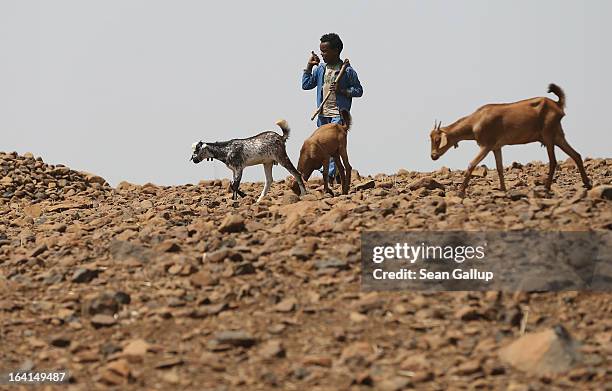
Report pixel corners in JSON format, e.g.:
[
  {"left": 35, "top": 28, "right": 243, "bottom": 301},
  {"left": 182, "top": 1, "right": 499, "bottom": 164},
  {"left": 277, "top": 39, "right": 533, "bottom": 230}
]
[
  {"left": 430, "top": 84, "right": 591, "bottom": 196},
  {"left": 290, "top": 110, "right": 352, "bottom": 196}
]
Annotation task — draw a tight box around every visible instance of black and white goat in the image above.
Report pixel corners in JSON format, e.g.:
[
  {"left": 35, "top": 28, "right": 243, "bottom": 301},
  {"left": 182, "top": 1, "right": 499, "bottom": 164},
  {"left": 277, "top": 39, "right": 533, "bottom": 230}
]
[{"left": 190, "top": 119, "right": 307, "bottom": 202}]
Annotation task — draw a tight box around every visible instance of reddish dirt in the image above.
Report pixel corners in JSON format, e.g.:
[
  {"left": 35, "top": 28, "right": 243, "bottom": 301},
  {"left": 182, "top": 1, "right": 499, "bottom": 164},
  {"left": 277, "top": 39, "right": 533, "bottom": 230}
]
[{"left": 1, "top": 151, "right": 610, "bottom": 390}]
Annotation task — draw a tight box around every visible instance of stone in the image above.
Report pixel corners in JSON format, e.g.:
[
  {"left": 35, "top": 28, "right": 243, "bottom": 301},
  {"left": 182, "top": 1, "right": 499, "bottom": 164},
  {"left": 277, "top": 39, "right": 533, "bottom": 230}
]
[
  {"left": 161, "top": 370, "right": 180, "bottom": 384},
  {"left": 471, "top": 165, "right": 488, "bottom": 177},
  {"left": 106, "top": 359, "right": 131, "bottom": 378},
  {"left": 302, "top": 355, "right": 332, "bottom": 367},
  {"left": 268, "top": 324, "right": 286, "bottom": 334},
  {"left": 91, "top": 314, "right": 117, "bottom": 328},
  {"left": 588, "top": 185, "right": 612, "bottom": 200},
  {"left": 314, "top": 259, "right": 348, "bottom": 270},
  {"left": 233, "top": 262, "right": 255, "bottom": 276},
  {"left": 454, "top": 359, "right": 482, "bottom": 375},
  {"left": 219, "top": 214, "right": 246, "bottom": 233},
  {"left": 455, "top": 306, "right": 482, "bottom": 321},
  {"left": 355, "top": 180, "right": 375, "bottom": 191},
  {"left": 114, "top": 291, "right": 131, "bottom": 305},
  {"left": 190, "top": 271, "right": 219, "bottom": 287},
  {"left": 258, "top": 340, "right": 286, "bottom": 359},
  {"left": 82, "top": 292, "right": 122, "bottom": 316},
  {"left": 71, "top": 268, "right": 100, "bottom": 283},
  {"left": 378, "top": 376, "right": 412, "bottom": 391},
  {"left": 353, "top": 371, "right": 374, "bottom": 386},
  {"left": 499, "top": 325, "right": 581, "bottom": 375},
  {"left": 349, "top": 312, "right": 368, "bottom": 323},
  {"left": 273, "top": 298, "right": 297, "bottom": 313},
  {"left": 100, "top": 359, "right": 130, "bottom": 385},
  {"left": 46, "top": 201, "right": 91, "bottom": 212},
  {"left": 29, "top": 244, "right": 48, "bottom": 258},
  {"left": 202, "top": 248, "right": 232, "bottom": 263},
  {"left": 109, "top": 240, "right": 156, "bottom": 263},
  {"left": 400, "top": 353, "right": 429, "bottom": 371},
  {"left": 289, "top": 242, "right": 314, "bottom": 259},
  {"left": 507, "top": 189, "right": 527, "bottom": 201},
  {"left": 23, "top": 204, "right": 43, "bottom": 218},
  {"left": 154, "top": 357, "right": 184, "bottom": 369},
  {"left": 211, "top": 330, "right": 257, "bottom": 348},
  {"left": 123, "top": 339, "right": 151, "bottom": 358},
  {"left": 407, "top": 176, "right": 445, "bottom": 191},
  {"left": 49, "top": 335, "right": 71, "bottom": 348},
  {"left": 340, "top": 342, "right": 375, "bottom": 365},
  {"left": 282, "top": 193, "right": 300, "bottom": 204},
  {"left": 155, "top": 241, "right": 181, "bottom": 253},
  {"left": 82, "top": 172, "right": 107, "bottom": 185}
]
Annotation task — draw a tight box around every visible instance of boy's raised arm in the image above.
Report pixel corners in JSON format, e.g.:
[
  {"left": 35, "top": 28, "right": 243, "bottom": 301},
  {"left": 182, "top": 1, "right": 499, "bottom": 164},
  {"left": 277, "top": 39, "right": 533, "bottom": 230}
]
[{"left": 302, "top": 51, "right": 319, "bottom": 90}]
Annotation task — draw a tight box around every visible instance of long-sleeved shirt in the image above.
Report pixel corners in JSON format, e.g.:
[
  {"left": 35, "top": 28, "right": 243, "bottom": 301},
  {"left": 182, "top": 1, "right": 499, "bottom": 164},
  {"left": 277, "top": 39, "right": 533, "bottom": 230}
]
[{"left": 302, "top": 62, "right": 363, "bottom": 113}]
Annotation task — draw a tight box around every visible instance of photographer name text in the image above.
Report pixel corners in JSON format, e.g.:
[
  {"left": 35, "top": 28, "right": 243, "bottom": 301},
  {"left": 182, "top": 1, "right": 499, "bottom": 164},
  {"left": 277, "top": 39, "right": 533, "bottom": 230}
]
[{"left": 370, "top": 243, "right": 494, "bottom": 282}]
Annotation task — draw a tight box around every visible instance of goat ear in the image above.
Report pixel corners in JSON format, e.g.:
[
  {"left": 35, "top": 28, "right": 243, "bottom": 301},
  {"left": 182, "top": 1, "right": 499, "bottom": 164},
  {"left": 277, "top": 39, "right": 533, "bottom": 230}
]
[{"left": 439, "top": 133, "right": 448, "bottom": 149}]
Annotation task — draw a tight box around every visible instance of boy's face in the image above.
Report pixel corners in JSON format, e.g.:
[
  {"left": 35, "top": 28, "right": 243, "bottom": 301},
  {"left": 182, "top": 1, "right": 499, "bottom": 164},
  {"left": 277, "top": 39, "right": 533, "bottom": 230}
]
[{"left": 320, "top": 42, "right": 340, "bottom": 63}]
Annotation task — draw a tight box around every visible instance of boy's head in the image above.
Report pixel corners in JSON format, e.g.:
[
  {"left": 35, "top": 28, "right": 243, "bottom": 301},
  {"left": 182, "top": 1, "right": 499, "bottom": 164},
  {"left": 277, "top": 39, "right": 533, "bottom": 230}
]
[{"left": 320, "top": 33, "right": 343, "bottom": 64}]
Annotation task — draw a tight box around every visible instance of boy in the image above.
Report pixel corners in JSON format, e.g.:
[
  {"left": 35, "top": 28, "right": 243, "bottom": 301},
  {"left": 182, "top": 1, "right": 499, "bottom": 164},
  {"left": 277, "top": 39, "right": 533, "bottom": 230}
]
[{"left": 302, "top": 33, "right": 363, "bottom": 183}]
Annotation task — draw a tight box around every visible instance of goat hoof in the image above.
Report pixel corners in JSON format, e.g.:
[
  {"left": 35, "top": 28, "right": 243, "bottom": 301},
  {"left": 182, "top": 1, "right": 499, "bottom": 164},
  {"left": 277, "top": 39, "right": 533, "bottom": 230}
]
[{"left": 584, "top": 181, "right": 593, "bottom": 190}]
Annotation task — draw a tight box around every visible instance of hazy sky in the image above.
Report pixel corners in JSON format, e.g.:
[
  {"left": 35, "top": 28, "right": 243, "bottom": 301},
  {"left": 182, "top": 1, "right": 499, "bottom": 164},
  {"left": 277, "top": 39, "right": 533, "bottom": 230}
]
[{"left": 1, "top": 1, "right": 610, "bottom": 186}]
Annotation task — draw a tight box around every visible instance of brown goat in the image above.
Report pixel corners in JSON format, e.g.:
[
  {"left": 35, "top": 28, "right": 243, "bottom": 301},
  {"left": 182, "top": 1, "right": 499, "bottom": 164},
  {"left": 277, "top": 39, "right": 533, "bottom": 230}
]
[
  {"left": 290, "top": 110, "right": 352, "bottom": 196},
  {"left": 430, "top": 84, "right": 591, "bottom": 196}
]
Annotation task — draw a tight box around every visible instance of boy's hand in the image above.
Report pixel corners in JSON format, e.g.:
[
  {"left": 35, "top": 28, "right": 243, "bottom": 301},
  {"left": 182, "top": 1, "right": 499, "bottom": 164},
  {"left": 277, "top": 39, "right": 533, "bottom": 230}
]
[{"left": 307, "top": 51, "right": 320, "bottom": 69}]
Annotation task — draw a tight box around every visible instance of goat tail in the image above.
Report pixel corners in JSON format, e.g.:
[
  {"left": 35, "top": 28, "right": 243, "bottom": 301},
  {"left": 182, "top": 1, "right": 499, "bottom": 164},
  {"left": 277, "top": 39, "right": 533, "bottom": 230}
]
[
  {"left": 340, "top": 110, "right": 352, "bottom": 132},
  {"left": 275, "top": 119, "right": 290, "bottom": 141},
  {"left": 548, "top": 83, "right": 565, "bottom": 109}
]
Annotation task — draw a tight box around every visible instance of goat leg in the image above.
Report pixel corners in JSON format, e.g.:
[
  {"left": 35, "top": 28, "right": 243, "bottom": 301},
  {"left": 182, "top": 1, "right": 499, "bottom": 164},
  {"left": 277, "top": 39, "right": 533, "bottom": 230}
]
[
  {"left": 232, "top": 169, "right": 244, "bottom": 200},
  {"left": 257, "top": 163, "right": 273, "bottom": 202},
  {"left": 228, "top": 181, "right": 237, "bottom": 200},
  {"left": 277, "top": 153, "right": 307, "bottom": 196},
  {"left": 321, "top": 159, "right": 334, "bottom": 196},
  {"left": 544, "top": 143, "right": 557, "bottom": 191},
  {"left": 339, "top": 146, "right": 352, "bottom": 195},
  {"left": 333, "top": 154, "right": 348, "bottom": 195},
  {"left": 460, "top": 146, "right": 491, "bottom": 197},
  {"left": 555, "top": 136, "right": 592, "bottom": 189},
  {"left": 493, "top": 148, "right": 507, "bottom": 191}
]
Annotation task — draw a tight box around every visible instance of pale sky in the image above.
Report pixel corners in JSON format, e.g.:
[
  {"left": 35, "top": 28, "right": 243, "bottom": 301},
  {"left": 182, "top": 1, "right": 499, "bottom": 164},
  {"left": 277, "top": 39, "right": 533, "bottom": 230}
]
[{"left": 1, "top": 1, "right": 610, "bottom": 186}]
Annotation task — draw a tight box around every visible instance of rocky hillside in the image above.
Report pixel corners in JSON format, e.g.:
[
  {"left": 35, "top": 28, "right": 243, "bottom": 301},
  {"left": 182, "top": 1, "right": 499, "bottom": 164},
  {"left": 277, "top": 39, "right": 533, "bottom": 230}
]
[{"left": 1, "top": 151, "right": 610, "bottom": 390}]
